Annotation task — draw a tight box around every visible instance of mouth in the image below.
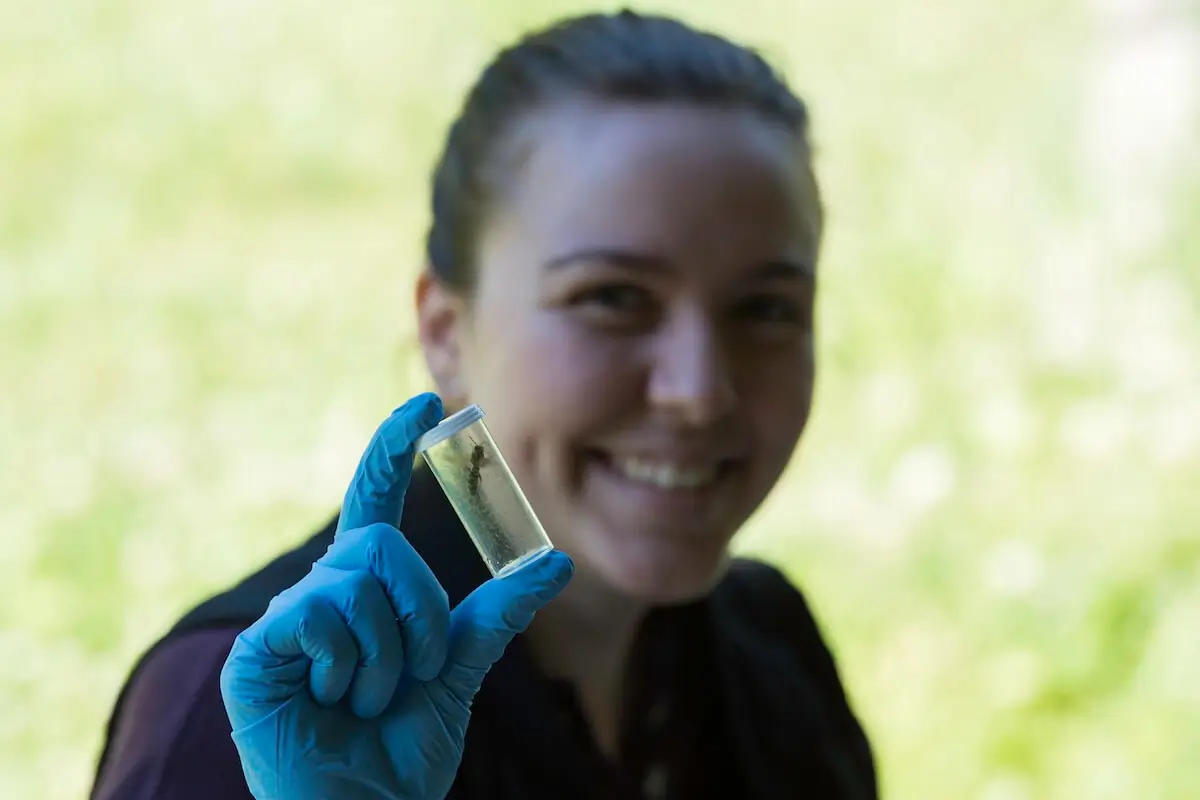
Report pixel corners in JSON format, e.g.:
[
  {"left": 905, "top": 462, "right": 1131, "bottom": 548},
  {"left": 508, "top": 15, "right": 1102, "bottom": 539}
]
[{"left": 585, "top": 449, "right": 736, "bottom": 493}]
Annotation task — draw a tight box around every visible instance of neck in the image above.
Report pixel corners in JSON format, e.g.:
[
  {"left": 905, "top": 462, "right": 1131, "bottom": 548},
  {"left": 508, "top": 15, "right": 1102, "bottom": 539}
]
[{"left": 524, "top": 567, "right": 647, "bottom": 759}]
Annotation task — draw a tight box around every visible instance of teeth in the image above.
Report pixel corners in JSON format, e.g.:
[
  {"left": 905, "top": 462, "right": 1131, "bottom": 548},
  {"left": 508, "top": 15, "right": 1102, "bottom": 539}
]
[{"left": 614, "top": 458, "right": 718, "bottom": 489}]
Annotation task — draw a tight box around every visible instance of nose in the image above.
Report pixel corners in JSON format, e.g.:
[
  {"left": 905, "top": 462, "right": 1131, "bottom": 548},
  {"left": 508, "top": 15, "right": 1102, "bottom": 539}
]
[{"left": 646, "top": 308, "right": 737, "bottom": 426}]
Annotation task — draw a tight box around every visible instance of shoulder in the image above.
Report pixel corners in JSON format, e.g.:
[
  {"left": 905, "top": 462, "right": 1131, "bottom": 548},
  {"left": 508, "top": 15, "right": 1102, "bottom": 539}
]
[
  {"left": 92, "top": 628, "right": 252, "bottom": 800},
  {"left": 169, "top": 517, "right": 339, "bottom": 635},
  {"left": 718, "top": 557, "right": 809, "bottom": 608},
  {"left": 715, "top": 558, "right": 828, "bottom": 645},
  {"left": 714, "top": 556, "right": 854, "bottom": 694},
  {"left": 712, "top": 557, "right": 878, "bottom": 795}
]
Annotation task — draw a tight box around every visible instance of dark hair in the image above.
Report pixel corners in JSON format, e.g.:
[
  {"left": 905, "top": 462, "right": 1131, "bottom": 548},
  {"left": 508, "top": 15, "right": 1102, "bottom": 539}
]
[{"left": 425, "top": 9, "right": 815, "bottom": 293}]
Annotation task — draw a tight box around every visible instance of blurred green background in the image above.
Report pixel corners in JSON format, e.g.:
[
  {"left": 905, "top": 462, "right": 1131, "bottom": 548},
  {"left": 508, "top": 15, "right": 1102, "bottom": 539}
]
[{"left": 2, "top": 0, "right": 1198, "bottom": 797}]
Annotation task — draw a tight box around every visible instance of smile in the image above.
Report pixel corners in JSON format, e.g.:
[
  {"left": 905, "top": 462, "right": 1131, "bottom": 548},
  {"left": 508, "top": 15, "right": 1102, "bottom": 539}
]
[
  {"left": 585, "top": 447, "right": 739, "bottom": 495},
  {"left": 612, "top": 457, "right": 719, "bottom": 490}
]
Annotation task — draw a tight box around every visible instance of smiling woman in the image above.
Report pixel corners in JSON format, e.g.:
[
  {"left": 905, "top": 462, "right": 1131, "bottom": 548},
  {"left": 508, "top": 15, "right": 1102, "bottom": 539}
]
[
  {"left": 90, "top": 10, "right": 874, "bottom": 800},
  {"left": 424, "top": 99, "right": 822, "bottom": 603}
]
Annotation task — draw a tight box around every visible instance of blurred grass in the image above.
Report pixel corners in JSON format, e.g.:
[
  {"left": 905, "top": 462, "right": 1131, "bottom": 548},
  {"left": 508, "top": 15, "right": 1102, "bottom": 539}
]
[{"left": 2, "top": 0, "right": 1198, "bottom": 797}]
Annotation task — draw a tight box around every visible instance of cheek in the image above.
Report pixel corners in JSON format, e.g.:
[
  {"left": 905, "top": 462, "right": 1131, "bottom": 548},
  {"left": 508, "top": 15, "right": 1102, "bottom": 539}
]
[
  {"left": 738, "top": 343, "right": 816, "bottom": 457},
  {"left": 472, "top": 314, "right": 641, "bottom": 444},
  {"left": 525, "top": 320, "right": 642, "bottom": 430}
]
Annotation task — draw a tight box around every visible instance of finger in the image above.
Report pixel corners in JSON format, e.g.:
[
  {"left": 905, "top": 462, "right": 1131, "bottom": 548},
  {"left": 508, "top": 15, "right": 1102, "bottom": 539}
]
[
  {"left": 338, "top": 392, "right": 444, "bottom": 534},
  {"left": 318, "top": 568, "right": 407, "bottom": 719},
  {"left": 221, "top": 629, "right": 313, "bottom": 730},
  {"left": 439, "top": 550, "right": 573, "bottom": 700},
  {"left": 320, "top": 522, "right": 451, "bottom": 682},
  {"left": 258, "top": 593, "right": 359, "bottom": 707}
]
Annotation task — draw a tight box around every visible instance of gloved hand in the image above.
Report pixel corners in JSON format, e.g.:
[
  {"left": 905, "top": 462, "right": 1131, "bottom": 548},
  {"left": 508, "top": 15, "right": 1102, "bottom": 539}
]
[{"left": 219, "top": 392, "right": 574, "bottom": 800}]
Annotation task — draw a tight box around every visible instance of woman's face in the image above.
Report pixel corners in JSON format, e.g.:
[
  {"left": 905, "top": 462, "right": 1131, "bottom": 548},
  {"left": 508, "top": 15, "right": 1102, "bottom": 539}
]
[{"left": 418, "top": 101, "right": 821, "bottom": 603}]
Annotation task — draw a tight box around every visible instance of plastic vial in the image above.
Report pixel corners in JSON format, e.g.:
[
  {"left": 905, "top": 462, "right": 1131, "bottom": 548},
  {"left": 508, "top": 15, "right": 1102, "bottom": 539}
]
[{"left": 414, "top": 404, "right": 554, "bottom": 578}]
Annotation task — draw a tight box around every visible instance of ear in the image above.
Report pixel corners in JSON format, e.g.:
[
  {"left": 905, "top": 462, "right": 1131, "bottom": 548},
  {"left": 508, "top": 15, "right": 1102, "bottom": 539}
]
[{"left": 415, "top": 269, "right": 470, "bottom": 405}]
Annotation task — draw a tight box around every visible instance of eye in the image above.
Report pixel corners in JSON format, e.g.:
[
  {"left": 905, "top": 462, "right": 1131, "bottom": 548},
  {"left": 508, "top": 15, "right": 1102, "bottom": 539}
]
[
  {"left": 736, "top": 294, "right": 810, "bottom": 327},
  {"left": 573, "top": 283, "right": 653, "bottom": 310}
]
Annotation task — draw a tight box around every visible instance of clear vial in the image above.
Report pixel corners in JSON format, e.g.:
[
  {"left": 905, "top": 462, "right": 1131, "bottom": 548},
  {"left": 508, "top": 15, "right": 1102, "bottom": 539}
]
[{"left": 414, "top": 405, "right": 554, "bottom": 578}]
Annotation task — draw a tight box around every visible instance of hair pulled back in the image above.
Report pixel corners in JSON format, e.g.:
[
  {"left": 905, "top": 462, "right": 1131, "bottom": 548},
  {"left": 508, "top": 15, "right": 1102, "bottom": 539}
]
[{"left": 425, "top": 10, "right": 813, "bottom": 292}]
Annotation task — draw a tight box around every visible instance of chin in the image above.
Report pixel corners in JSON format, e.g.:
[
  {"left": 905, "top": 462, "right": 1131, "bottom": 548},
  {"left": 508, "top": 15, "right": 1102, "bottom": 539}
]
[{"left": 593, "top": 538, "right": 735, "bottom": 605}]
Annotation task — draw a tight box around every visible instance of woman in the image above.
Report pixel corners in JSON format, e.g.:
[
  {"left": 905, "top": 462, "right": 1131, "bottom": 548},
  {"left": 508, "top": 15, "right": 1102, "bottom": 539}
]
[{"left": 91, "top": 10, "right": 876, "bottom": 800}]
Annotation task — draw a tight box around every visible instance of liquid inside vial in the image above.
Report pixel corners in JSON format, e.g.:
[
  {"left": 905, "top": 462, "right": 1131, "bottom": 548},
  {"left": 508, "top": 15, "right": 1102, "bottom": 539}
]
[{"left": 418, "top": 410, "right": 552, "bottom": 578}]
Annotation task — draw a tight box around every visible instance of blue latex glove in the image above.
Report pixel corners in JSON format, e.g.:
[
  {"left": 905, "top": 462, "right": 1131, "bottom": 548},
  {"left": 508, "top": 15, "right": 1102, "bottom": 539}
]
[{"left": 220, "top": 392, "right": 574, "bottom": 800}]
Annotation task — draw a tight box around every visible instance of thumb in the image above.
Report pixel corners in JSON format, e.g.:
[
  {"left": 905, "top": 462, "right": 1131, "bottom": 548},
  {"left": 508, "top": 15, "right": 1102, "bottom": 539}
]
[{"left": 437, "top": 550, "right": 574, "bottom": 702}]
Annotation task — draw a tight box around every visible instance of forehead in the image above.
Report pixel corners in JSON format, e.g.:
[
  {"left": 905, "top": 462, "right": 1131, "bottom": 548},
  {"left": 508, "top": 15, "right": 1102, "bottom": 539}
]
[{"left": 485, "top": 101, "right": 821, "bottom": 268}]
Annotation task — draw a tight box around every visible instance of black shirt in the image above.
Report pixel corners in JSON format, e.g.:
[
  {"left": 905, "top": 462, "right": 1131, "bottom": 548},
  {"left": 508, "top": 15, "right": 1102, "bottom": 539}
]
[{"left": 92, "top": 463, "right": 877, "bottom": 799}]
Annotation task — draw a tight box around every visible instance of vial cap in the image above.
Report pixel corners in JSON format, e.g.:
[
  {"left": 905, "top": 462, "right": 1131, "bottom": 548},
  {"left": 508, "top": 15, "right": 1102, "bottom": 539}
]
[{"left": 414, "top": 404, "right": 486, "bottom": 454}]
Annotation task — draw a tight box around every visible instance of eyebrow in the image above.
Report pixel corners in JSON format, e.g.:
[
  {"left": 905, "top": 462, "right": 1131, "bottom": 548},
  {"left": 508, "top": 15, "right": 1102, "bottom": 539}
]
[{"left": 542, "top": 247, "right": 815, "bottom": 282}]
